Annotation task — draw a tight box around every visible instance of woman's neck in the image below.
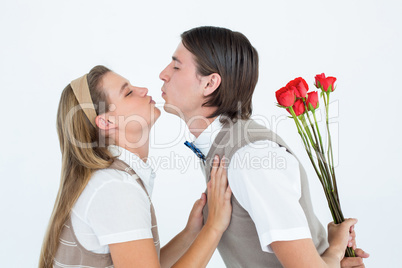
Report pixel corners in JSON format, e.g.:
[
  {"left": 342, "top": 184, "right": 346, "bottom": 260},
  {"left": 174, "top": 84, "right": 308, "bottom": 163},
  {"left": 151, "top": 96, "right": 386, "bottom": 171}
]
[
  {"left": 114, "top": 133, "right": 150, "bottom": 163},
  {"left": 125, "top": 142, "right": 149, "bottom": 163}
]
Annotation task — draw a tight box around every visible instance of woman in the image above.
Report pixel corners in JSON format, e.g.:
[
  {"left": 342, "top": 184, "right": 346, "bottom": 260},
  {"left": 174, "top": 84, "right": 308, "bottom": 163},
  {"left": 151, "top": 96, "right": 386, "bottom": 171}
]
[{"left": 39, "top": 65, "right": 232, "bottom": 268}]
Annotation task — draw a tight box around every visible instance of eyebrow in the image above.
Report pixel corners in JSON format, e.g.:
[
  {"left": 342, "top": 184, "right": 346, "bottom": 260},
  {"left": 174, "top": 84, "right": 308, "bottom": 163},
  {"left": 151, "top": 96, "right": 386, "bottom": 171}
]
[
  {"left": 119, "top": 82, "right": 129, "bottom": 96},
  {"left": 172, "top": 56, "right": 182, "bottom": 64}
]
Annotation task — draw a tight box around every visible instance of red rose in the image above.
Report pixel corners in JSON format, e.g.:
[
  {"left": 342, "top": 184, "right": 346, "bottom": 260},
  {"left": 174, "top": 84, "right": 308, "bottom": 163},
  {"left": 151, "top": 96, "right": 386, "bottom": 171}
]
[
  {"left": 276, "top": 86, "right": 296, "bottom": 107},
  {"left": 306, "top": 91, "right": 319, "bottom": 111},
  {"left": 314, "top": 73, "right": 325, "bottom": 88},
  {"left": 286, "top": 77, "right": 308, "bottom": 98},
  {"left": 315, "top": 73, "right": 337, "bottom": 92},
  {"left": 287, "top": 99, "right": 305, "bottom": 116}
]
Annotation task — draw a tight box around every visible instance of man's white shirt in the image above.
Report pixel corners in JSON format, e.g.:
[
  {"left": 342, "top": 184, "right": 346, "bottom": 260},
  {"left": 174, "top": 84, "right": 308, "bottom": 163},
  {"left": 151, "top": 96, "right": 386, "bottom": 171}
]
[{"left": 193, "top": 116, "right": 312, "bottom": 252}]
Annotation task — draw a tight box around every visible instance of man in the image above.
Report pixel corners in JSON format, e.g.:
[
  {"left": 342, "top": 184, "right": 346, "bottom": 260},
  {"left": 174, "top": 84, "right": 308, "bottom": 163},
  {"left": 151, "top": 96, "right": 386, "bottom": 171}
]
[{"left": 160, "top": 26, "right": 369, "bottom": 267}]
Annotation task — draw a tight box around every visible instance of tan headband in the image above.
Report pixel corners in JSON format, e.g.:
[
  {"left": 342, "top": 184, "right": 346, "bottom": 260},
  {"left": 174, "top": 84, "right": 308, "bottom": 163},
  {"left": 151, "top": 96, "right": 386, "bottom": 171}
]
[{"left": 70, "top": 74, "right": 97, "bottom": 128}]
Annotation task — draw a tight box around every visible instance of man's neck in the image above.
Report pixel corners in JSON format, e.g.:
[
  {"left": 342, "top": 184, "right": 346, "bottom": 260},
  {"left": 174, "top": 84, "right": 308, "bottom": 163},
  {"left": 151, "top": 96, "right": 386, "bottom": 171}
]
[{"left": 186, "top": 116, "right": 218, "bottom": 138}]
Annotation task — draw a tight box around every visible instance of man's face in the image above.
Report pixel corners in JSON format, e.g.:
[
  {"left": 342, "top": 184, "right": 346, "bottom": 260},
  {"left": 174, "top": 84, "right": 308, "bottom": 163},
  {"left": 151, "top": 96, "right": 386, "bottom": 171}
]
[{"left": 159, "top": 42, "right": 206, "bottom": 120}]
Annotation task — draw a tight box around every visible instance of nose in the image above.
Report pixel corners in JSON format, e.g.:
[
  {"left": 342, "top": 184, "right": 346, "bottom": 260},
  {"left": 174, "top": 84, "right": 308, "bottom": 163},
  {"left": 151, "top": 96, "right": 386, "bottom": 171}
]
[
  {"left": 136, "top": 87, "right": 148, "bottom": 97},
  {"left": 159, "top": 63, "right": 171, "bottom": 82}
]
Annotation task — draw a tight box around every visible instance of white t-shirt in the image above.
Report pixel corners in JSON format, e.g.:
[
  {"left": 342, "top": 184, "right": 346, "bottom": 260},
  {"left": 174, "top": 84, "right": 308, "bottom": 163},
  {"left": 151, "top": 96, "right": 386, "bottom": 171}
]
[
  {"left": 193, "top": 116, "right": 312, "bottom": 253},
  {"left": 71, "top": 145, "right": 156, "bottom": 253}
]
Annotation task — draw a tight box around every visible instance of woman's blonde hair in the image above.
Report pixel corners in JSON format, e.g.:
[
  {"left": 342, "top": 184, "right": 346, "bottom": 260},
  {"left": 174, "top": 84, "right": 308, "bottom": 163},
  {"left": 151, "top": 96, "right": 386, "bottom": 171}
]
[{"left": 39, "top": 65, "right": 116, "bottom": 268}]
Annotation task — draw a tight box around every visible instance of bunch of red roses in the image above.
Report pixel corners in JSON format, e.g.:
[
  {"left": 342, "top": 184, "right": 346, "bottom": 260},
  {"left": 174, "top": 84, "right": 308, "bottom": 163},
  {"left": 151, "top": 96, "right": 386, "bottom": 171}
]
[{"left": 276, "top": 73, "right": 355, "bottom": 257}]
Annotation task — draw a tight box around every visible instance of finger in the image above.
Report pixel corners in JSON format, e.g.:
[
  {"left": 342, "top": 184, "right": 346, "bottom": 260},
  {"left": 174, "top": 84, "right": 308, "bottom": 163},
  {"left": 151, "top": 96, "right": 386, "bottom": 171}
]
[
  {"left": 192, "top": 194, "right": 207, "bottom": 215},
  {"left": 341, "top": 257, "right": 364, "bottom": 267},
  {"left": 224, "top": 185, "right": 232, "bottom": 201},
  {"left": 214, "top": 156, "right": 226, "bottom": 193},
  {"left": 342, "top": 218, "right": 358, "bottom": 230},
  {"left": 210, "top": 155, "right": 220, "bottom": 181},
  {"left": 348, "top": 237, "right": 356, "bottom": 250},
  {"left": 347, "top": 229, "right": 355, "bottom": 245},
  {"left": 327, "top": 221, "right": 335, "bottom": 230},
  {"left": 354, "top": 248, "right": 370, "bottom": 258},
  {"left": 216, "top": 156, "right": 225, "bottom": 180},
  {"left": 219, "top": 157, "right": 228, "bottom": 189},
  {"left": 200, "top": 192, "right": 207, "bottom": 203},
  {"left": 349, "top": 226, "right": 356, "bottom": 238},
  {"left": 207, "top": 180, "right": 212, "bottom": 192},
  {"left": 347, "top": 237, "right": 356, "bottom": 249}
]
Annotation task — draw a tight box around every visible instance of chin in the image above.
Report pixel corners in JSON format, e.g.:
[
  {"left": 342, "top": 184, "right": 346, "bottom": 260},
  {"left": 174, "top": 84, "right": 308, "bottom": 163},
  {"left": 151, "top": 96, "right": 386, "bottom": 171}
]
[
  {"left": 163, "top": 102, "right": 182, "bottom": 118},
  {"left": 150, "top": 109, "right": 161, "bottom": 126}
]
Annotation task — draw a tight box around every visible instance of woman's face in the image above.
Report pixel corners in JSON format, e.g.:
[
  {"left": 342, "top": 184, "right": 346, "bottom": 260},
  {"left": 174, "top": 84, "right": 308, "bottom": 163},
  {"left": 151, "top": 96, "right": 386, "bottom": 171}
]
[{"left": 101, "top": 71, "right": 160, "bottom": 140}]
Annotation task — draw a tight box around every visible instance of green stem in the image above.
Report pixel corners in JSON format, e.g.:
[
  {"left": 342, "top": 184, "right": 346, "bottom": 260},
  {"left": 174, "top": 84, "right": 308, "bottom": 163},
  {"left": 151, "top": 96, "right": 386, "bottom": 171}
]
[
  {"left": 289, "top": 107, "right": 312, "bottom": 153},
  {"left": 300, "top": 112, "right": 335, "bottom": 198},
  {"left": 300, "top": 116, "right": 333, "bottom": 187},
  {"left": 322, "top": 92, "right": 353, "bottom": 257},
  {"left": 346, "top": 247, "right": 356, "bottom": 258},
  {"left": 294, "top": 117, "right": 309, "bottom": 151},
  {"left": 300, "top": 116, "right": 318, "bottom": 151},
  {"left": 328, "top": 190, "right": 343, "bottom": 223},
  {"left": 318, "top": 159, "right": 330, "bottom": 189},
  {"left": 314, "top": 146, "right": 333, "bottom": 192},
  {"left": 304, "top": 104, "right": 321, "bottom": 154},
  {"left": 324, "top": 93, "right": 339, "bottom": 203},
  {"left": 312, "top": 110, "right": 325, "bottom": 155},
  {"left": 305, "top": 149, "right": 323, "bottom": 182}
]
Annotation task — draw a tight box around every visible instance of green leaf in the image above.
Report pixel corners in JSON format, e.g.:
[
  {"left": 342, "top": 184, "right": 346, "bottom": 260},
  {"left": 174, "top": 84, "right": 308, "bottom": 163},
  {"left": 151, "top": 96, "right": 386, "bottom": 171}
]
[{"left": 276, "top": 104, "right": 287, "bottom": 109}]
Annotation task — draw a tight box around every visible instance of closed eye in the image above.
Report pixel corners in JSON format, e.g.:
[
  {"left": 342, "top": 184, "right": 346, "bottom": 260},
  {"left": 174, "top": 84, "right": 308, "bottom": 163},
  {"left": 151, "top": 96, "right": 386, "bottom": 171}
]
[{"left": 126, "top": 91, "right": 133, "bottom": 97}]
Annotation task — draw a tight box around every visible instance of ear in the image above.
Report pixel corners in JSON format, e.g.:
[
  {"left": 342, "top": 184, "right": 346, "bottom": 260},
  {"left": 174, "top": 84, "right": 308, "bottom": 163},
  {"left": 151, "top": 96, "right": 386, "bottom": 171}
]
[
  {"left": 95, "top": 114, "right": 117, "bottom": 131},
  {"left": 203, "top": 73, "right": 221, "bottom": 96}
]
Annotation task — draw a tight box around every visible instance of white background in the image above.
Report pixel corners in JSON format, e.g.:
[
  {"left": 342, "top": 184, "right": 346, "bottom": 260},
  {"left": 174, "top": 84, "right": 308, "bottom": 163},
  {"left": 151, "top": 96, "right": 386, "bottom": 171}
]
[{"left": 1, "top": 0, "right": 401, "bottom": 267}]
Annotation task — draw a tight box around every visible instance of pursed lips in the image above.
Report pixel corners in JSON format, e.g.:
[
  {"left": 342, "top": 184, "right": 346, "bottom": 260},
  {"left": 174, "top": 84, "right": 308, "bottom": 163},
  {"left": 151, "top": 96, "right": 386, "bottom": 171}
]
[{"left": 149, "top": 96, "right": 155, "bottom": 104}]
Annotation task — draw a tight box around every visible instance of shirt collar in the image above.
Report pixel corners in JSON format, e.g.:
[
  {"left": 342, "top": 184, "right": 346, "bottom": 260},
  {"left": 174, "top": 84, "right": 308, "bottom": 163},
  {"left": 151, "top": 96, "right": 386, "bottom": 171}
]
[
  {"left": 107, "top": 145, "right": 156, "bottom": 196},
  {"left": 193, "top": 115, "right": 224, "bottom": 157}
]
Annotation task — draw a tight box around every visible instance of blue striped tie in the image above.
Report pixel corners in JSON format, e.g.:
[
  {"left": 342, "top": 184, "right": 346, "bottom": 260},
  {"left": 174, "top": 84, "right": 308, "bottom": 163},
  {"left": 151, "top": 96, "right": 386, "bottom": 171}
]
[{"left": 184, "top": 141, "right": 206, "bottom": 162}]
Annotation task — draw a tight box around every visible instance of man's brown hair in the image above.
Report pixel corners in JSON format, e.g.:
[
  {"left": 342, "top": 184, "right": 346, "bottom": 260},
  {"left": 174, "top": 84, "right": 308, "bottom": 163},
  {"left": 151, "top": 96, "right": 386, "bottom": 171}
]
[{"left": 181, "top": 26, "right": 259, "bottom": 122}]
